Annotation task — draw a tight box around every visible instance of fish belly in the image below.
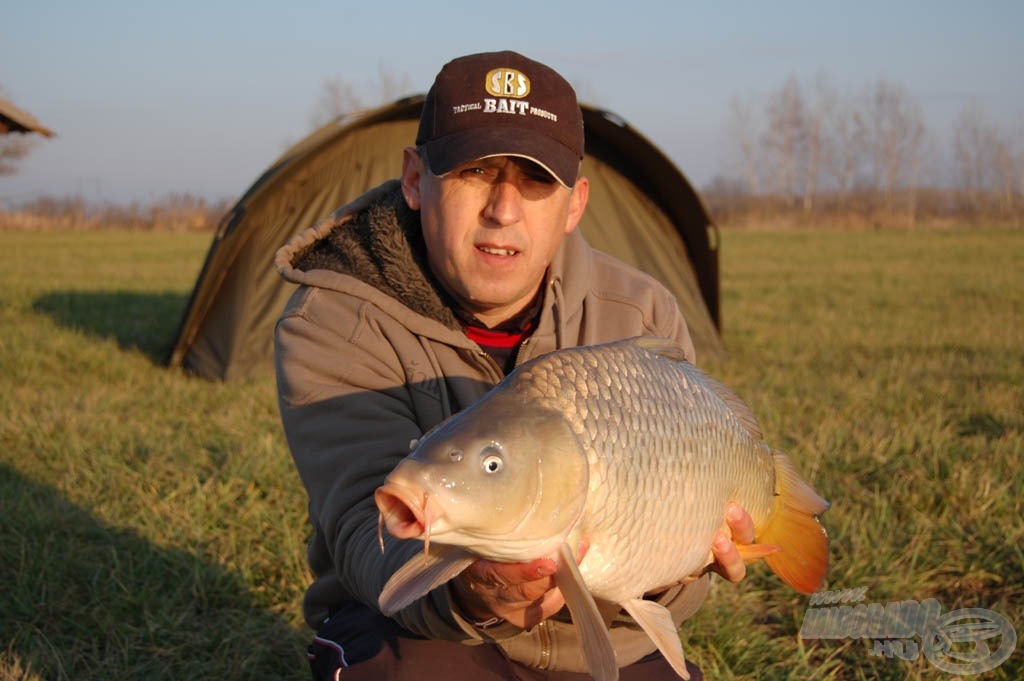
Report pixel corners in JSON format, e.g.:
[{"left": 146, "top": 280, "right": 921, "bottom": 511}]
[{"left": 579, "top": 443, "right": 756, "bottom": 602}]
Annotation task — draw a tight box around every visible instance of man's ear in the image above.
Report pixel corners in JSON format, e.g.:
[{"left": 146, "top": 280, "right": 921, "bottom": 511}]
[
  {"left": 564, "top": 175, "right": 589, "bottom": 234},
  {"left": 401, "top": 147, "right": 424, "bottom": 210}
]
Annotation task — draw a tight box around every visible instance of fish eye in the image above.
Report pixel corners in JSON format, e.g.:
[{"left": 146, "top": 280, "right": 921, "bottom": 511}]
[{"left": 480, "top": 444, "right": 504, "bottom": 474}]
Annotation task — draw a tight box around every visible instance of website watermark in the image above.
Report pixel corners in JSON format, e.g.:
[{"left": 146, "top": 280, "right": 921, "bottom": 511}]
[{"left": 799, "top": 587, "right": 1016, "bottom": 675}]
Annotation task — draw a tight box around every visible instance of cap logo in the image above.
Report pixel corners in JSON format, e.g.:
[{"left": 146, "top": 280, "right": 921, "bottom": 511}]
[{"left": 485, "top": 68, "right": 530, "bottom": 98}]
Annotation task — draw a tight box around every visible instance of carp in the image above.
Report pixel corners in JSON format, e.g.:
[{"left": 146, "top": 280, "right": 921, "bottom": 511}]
[{"left": 375, "top": 337, "right": 829, "bottom": 680}]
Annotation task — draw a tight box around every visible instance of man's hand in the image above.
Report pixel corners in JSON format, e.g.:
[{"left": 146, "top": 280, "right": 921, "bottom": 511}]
[
  {"left": 451, "top": 504, "right": 754, "bottom": 630},
  {"left": 709, "top": 502, "right": 755, "bottom": 582},
  {"left": 451, "top": 542, "right": 588, "bottom": 629}
]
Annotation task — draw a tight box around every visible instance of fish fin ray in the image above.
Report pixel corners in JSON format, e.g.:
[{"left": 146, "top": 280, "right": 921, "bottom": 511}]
[
  {"left": 631, "top": 336, "right": 689, "bottom": 362},
  {"left": 379, "top": 545, "right": 475, "bottom": 615},
  {"left": 620, "top": 599, "right": 690, "bottom": 681},
  {"left": 735, "top": 543, "right": 782, "bottom": 564},
  {"left": 555, "top": 542, "right": 619, "bottom": 681},
  {"left": 758, "top": 451, "right": 830, "bottom": 594}
]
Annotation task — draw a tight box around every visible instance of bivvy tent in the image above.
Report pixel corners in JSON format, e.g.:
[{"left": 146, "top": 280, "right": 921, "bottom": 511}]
[{"left": 166, "top": 96, "right": 724, "bottom": 381}]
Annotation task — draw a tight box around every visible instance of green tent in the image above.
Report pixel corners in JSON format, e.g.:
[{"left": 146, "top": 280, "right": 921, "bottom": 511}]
[{"left": 167, "top": 96, "right": 723, "bottom": 380}]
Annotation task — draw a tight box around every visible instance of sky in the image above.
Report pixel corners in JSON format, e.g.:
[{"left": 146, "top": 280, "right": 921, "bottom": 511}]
[{"left": 2, "top": 0, "right": 1022, "bottom": 205}]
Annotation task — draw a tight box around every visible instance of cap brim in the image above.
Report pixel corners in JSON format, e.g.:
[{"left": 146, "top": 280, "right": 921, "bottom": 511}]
[{"left": 423, "top": 127, "right": 580, "bottom": 188}]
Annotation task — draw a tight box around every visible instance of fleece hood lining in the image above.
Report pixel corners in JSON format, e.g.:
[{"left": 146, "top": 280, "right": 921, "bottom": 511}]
[{"left": 290, "top": 182, "right": 462, "bottom": 331}]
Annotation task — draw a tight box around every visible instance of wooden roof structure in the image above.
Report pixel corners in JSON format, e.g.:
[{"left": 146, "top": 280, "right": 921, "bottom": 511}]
[{"left": 0, "top": 96, "right": 54, "bottom": 137}]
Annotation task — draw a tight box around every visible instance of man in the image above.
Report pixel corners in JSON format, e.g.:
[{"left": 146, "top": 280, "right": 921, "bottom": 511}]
[{"left": 274, "top": 50, "right": 753, "bottom": 680}]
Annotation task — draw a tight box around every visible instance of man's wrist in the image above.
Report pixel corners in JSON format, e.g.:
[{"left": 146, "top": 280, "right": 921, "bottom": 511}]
[{"left": 450, "top": 576, "right": 502, "bottom": 625}]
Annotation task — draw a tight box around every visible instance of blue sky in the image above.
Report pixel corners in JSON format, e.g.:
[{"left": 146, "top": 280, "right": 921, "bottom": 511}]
[{"left": 2, "top": 0, "right": 1021, "bottom": 204}]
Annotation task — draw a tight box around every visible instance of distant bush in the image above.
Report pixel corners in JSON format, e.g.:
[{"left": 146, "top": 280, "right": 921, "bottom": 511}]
[
  {"left": 702, "top": 187, "right": 1023, "bottom": 230},
  {"left": 0, "top": 193, "right": 232, "bottom": 231}
]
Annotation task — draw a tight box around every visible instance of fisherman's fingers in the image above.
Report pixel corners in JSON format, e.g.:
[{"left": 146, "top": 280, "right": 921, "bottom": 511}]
[
  {"left": 706, "top": 503, "right": 754, "bottom": 583},
  {"left": 725, "top": 502, "right": 755, "bottom": 544}
]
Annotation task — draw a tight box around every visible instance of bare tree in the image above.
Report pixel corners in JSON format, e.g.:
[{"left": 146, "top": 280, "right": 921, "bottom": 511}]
[
  {"left": 953, "top": 102, "right": 1020, "bottom": 216},
  {"left": 308, "top": 77, "right": 365, "bottom": 129},
  {"left": 993, "top": 137, "right": 1017, "bottom": 215},
  {"left": 308, "top": 63, "right": 413, "bottom": 130},
  {"left": 727, "top": 95, "right": 762, "bottom": 196},
  {"left": 0, "top": 135, "right": 36, "bottom": 175},
  {"left": 953, "top": 102, "right": 993, "bottom": 208},
  {"left": 831, "top": 95, "right": 866, "bottom": 204},
  {"left": 762, "top": 76, "right": 806, "bottom": 205},
  {"left": 859, "top": 78, "right": 926, "bottom": 215},
  {"left": 800, "top": 72, "right": 841, "bottom": 213}
]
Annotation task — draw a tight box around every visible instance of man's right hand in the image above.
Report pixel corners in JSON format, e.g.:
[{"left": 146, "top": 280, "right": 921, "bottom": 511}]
[{"left": 451, "top": 542, "right": 588, "bottom": 629}]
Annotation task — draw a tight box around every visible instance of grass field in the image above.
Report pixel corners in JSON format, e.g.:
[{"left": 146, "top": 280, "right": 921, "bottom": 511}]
[{"left": 1, "top": 228, "right": 1020, "bottom": 680}]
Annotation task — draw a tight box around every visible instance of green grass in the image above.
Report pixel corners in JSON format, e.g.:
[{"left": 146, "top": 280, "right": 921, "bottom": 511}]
[
  {"left": 0, "top": 232, "right": 310, "bottom": 680},
  {"left": 1, "top": 228, "right": 1021, "bottom": 680}
]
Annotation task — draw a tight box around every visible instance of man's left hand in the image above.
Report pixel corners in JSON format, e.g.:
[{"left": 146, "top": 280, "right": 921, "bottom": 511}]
[{"left": 708, "top": 502, "right": 755, "bottom": 582}]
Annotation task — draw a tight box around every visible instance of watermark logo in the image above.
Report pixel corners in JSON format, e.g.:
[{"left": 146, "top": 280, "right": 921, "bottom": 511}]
[{"left": 800, "top": 588, "right": 1016, "bottom": 675}]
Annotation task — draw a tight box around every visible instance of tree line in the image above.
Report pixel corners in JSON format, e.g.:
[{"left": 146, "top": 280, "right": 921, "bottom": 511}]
[
  {"left": 708, "top": 74, "right": 1022, "bottom": 227},
  {"left": 4, "top": 72, "right": 1021, "bottom": 230}
]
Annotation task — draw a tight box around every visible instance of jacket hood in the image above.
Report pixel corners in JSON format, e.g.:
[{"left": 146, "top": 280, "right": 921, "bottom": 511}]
[{"left": 275, "top": 180, "right": 462, "bottom": 331}]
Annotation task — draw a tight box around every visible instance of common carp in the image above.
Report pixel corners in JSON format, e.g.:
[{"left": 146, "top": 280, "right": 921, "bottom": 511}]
[{"left": 375, "top": 337, "right": 829, "bottom": 681}]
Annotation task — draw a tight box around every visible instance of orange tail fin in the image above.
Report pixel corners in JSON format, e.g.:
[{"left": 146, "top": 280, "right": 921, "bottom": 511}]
[{"left": 756, "top": 451, "right": 830, "bottom": 594}]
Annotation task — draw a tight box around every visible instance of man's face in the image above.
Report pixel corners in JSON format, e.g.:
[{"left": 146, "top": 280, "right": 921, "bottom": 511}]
[{"left": 401, "top": 148, "right": 589, "bottom": 328}]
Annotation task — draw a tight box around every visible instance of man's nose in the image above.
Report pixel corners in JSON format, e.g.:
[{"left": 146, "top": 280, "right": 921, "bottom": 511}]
[{"left": 482, "top": 179, "right": 524, "bottom": 226}]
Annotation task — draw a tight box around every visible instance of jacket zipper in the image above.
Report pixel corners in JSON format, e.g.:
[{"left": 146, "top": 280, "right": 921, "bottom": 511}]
[
  {"left": 508, "top": 337, "right": 529, "bottom": 370},
  {"left": 536, "top": 619, "right": 552, "bottom": 669}
]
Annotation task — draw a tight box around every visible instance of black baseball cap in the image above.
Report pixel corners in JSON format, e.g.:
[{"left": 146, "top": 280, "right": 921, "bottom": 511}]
[{"left": 416, "top": 51, "right": 585, "bottom": 188}]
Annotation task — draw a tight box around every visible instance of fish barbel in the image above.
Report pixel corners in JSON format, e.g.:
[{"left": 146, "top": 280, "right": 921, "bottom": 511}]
[{"left": 375, "top": 337, "right": 829, "bottom": 680}]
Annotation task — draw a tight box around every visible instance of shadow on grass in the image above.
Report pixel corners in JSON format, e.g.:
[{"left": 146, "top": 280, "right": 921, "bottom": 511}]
[
  {"left": 0, "top": 463, "right": 307, "bottom": 680},
  {"left": 32, "top": 291, "right": 187, "bottom": 364}
]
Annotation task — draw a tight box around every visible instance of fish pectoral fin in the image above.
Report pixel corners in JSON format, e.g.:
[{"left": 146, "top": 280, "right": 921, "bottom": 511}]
[
  {"left": 735, "top": 542, "right": 782, "bottom": 564},
  {"left": 759, "top": 450, "right": 830, "bottom": 595},
  {"left": 555, "top": 542, "right": 619, "bottom": 681},
  {"left": 620, "top": 598, "right": 690, "bottom": 680},
  {"left": 379, "top": 545, "right": 475, "bottom": 615}
]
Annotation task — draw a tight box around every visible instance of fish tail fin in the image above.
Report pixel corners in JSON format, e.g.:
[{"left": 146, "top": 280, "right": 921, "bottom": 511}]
[{"left": 757, "top": 450, "right": 830, "bottom": 594}]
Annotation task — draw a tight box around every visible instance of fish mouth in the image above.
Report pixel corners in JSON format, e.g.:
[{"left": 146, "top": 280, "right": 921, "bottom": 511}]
[{"left": 374, "top": 483, "right": 439, "bottom": 542}]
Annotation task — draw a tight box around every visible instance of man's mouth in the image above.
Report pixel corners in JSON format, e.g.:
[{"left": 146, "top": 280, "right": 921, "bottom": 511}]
[{"left": 478, "top": 245, "right": 518, "bottom": 257}]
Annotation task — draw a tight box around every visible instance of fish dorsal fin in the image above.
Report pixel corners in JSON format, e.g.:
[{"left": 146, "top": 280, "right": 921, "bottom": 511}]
[
  {"left": 696, "top": 369, "right": 763, "bottom": 440},
  {"left": 632, "top": 336, "right": 762, "bottom": 440},
  {"left": 555, "top": 542, "right": 619, "bottom": 681},
  {"left": 631, "top": 336, "right": 690, "bottom": 362},
  {"left": 620, "top": 599, "right": 691, "bottom": 680},
  {"left": 379, "top": 545, "right": 475, "bottom": 615}
]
